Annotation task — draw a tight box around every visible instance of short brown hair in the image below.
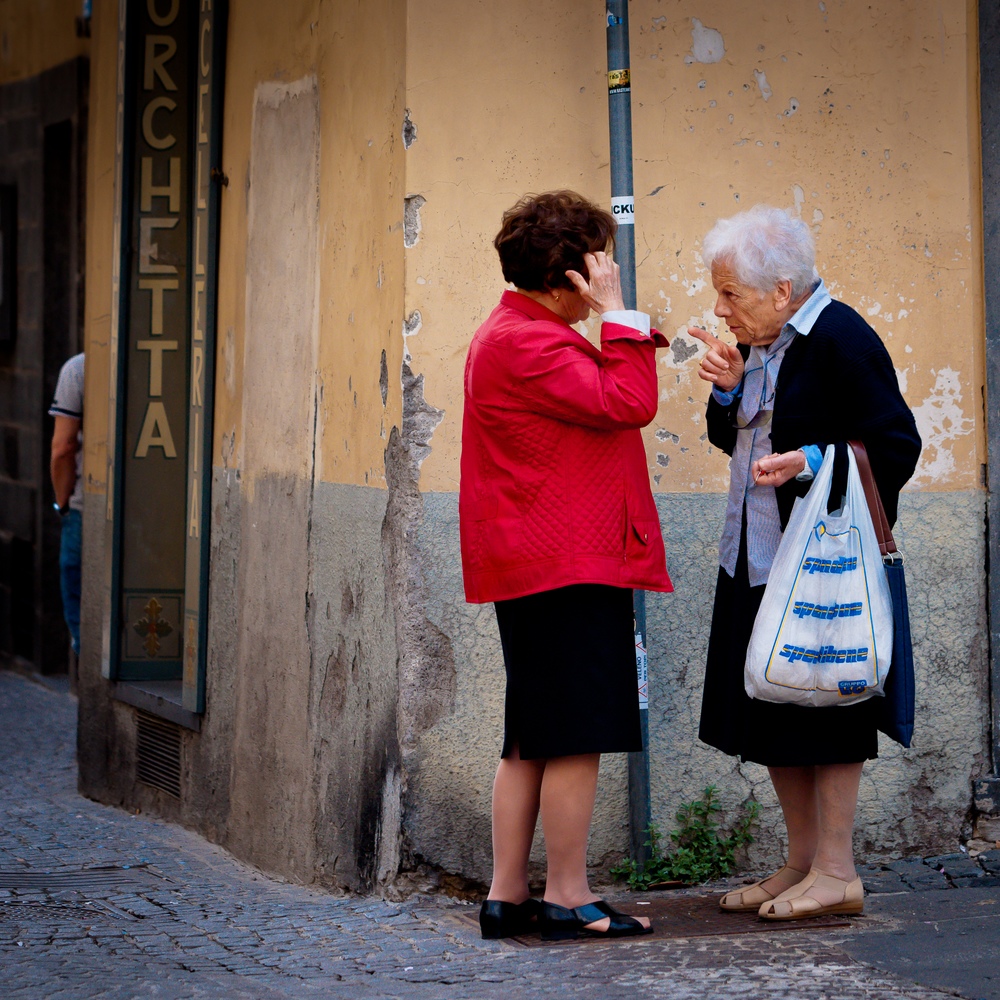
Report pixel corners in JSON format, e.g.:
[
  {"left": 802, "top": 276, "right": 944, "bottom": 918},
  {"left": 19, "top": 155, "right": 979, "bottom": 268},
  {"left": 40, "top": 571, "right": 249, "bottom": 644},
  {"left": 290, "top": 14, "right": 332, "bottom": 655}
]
[{"left": 493, "top": 190, "right": 617, "bottom": 292}]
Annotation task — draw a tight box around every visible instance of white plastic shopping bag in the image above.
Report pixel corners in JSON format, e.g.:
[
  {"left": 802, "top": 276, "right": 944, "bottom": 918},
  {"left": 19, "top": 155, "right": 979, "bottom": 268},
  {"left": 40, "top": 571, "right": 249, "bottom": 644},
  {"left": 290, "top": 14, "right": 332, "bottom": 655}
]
[{"left": 744, "top": 444, "right": 893, "bottom": 707}]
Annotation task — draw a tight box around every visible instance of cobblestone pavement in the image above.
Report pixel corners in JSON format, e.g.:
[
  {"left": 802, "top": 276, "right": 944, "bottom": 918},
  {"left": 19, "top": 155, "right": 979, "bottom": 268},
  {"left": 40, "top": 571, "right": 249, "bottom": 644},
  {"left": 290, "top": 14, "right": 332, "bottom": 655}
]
[{"left": 0, "top": 670, "right": 980, "bottom": 1000}]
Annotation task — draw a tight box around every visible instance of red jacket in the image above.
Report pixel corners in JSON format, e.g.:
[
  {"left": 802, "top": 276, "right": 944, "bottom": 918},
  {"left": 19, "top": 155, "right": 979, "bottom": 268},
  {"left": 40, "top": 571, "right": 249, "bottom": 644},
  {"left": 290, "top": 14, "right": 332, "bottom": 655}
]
[{"left": 460, "top": 290, "right": 673, "bottom": 603}]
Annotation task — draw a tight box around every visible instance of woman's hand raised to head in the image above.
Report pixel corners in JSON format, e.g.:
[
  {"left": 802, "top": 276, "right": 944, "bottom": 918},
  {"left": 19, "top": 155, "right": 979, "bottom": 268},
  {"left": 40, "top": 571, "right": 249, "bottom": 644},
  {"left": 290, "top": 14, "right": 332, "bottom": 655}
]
[
  {"left": 565, "top": 251, "right": 626, "bottom": 315},
  {"left": 688, "top": 327, "right": 745, "bottom": 393}
]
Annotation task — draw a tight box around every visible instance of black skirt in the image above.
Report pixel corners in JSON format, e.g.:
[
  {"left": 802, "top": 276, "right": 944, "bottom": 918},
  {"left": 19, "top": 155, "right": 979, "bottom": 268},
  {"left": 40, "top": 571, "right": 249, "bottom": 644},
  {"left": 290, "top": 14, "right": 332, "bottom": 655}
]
[
  {"left": 698, "top": 527, "right": 878, "bottom": 767},
  {"left": 494, "top": 584, "right": 642, "bottom": 760}
]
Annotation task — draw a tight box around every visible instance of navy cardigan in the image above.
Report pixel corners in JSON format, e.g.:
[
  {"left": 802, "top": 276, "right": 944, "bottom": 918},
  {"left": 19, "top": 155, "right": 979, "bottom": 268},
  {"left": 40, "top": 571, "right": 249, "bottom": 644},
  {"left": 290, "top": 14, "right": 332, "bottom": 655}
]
[{"left": 706, "top": 299, "right": 921, "bottom": 529}]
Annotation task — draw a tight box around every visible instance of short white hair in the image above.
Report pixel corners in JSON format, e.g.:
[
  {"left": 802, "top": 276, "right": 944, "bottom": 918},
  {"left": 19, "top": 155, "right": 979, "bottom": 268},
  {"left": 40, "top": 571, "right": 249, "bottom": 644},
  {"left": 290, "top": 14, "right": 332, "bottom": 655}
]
[{"left": 701, "top": 205, "right": 819, "bottom": 298}]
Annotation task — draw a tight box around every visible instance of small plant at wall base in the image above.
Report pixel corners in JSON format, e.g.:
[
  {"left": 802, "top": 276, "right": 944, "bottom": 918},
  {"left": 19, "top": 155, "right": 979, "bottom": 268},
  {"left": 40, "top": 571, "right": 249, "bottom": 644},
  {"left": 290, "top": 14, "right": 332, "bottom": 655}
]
[{"left": 611, "top": 786, "right": 760, "bottom": 889}]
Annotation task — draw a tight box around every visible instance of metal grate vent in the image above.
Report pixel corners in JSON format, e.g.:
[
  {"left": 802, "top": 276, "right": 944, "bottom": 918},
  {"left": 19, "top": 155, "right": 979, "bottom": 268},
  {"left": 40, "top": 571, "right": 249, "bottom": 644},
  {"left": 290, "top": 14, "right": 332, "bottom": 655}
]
[
  {"left": 0, "top": 866, "right": 166, "bottom": 891},
  {"left": 136, "top": 711, "right": 182, "bottom": 798}
]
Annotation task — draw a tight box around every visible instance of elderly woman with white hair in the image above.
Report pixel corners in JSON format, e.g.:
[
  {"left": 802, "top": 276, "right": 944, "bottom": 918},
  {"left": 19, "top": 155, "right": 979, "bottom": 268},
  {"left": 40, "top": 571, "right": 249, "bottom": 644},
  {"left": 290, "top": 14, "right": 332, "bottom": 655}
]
[{"left": 689, "top": 205, "right": 920, "bottom": 921}]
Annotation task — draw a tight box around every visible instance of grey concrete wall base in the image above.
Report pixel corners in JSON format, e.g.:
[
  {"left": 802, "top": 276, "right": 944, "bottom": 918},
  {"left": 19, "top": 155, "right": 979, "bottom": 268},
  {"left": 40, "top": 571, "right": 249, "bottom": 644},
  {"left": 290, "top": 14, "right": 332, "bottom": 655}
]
[
  {"left": 973, "top": 777, "right": 1000, "bottom": 844},
  {"left": 407, "top": 492, "right": 640, "bottom": 886},
  {"left": 410, "top": 489, "right": 988, "bottom": 880},
  {"left": 78, "top": 480, "right": 989, "bottom": 890},
  {"left": 78, "top": 474, "right": 405, "bottom": 892},
  {"left": 307, "top": 479, "right": 401, "bottom": 892},
  {"left": 77, "top": 493, "right": 130, "bottom": 807},
  {"left": 648, "top": 490, "right": 988, "bottom": 867}
]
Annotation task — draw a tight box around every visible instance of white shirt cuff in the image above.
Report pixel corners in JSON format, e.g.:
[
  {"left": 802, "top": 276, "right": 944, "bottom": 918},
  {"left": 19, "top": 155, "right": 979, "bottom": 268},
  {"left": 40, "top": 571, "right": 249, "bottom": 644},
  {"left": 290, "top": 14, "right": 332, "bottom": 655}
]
[{"left": 601, "top": 310, "right": 651, "bottom": 337}]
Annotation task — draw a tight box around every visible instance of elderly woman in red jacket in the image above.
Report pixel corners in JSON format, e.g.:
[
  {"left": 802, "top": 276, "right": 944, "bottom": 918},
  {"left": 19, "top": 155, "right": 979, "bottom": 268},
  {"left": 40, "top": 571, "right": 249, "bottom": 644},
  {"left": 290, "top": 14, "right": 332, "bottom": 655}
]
[{"left": 461, "top": 191, "right": 672, "bottom": 941}]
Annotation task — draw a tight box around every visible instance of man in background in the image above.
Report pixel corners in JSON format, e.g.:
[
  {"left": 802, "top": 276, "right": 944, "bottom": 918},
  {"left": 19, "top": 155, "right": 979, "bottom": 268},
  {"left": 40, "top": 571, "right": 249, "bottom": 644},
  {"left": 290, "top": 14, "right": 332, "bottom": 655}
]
[{"left": 49, "top": 352, "right": 85, "bottom": 658}]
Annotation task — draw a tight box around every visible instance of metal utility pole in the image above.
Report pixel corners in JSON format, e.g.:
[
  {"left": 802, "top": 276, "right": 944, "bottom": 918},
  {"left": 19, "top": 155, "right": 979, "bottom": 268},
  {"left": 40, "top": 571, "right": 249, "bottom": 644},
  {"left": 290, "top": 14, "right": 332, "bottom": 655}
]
[{"left": 606, "top": 0, "right": 652, "bottom": 865}]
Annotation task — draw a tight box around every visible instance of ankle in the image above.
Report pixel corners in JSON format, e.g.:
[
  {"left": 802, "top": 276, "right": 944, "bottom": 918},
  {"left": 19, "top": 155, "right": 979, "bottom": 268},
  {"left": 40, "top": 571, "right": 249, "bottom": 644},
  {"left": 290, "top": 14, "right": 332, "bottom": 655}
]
[
  {"left": 785, "top": 854, "right": 814, "bottom": 873},
  {"left": 488, "top": 880, "right": 531, "bottom": 904},
  {"left": 542, "top": 887, "right": 600, "bottom": 910},
  {"left": 809, "top": 862, "right": 857, "bottom": 882}
]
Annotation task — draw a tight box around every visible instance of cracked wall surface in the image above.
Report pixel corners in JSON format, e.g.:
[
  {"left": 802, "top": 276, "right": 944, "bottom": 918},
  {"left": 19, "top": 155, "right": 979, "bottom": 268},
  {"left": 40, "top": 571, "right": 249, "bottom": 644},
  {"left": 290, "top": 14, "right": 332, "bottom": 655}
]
[
  {"left": 404, "top": 1, "right": 983, "bottom": 497},
  {"left": 409, "top": 490, "right": 986, "bottom": 878},
  {"left": 76, "top": 0, "right": 988, "bottom": 891},
  {"left": 78, "top": 0, "right": 413, "bottom": 891},
  {"left": 397, "top": 0, "right": 987, "bottom": 875}
]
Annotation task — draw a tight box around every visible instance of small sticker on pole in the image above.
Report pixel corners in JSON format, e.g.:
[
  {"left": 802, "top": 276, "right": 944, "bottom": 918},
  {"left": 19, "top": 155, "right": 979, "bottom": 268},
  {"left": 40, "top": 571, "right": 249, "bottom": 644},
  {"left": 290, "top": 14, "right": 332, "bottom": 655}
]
[
  {"left": 635, "top": 630, "right": 649, "bottom": 710},
  {"left": 611, "top": 196, "right": 635, "bottom": 226},
  {"left": 608, "top": 68, "right": 631, "bottom": 95}
]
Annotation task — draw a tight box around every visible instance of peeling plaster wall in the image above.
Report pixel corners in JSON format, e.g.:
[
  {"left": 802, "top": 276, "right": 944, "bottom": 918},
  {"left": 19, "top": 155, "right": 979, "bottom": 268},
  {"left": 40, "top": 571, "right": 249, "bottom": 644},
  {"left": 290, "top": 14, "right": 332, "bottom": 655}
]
[
  {"left": 78, "top": 0, "right": 413, "bottom": 891},
  {"left": 76, "top": 0, "right": 988, "bottom": 891},
  {"left": 401, "top": 0, "right": 988, "bottom": 875},
  {"left": 405, "top": 0, "right": 983, "bottom": 497},
  {"left": 409, "top": 489, "right": 987, "bottom": 876}
]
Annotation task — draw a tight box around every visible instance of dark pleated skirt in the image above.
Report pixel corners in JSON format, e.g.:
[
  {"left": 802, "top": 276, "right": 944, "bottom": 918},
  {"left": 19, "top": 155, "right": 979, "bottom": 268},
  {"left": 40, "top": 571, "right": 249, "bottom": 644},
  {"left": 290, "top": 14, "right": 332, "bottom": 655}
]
[
  {"left": 494, "top": 584, "right": 642, "bottom": 760},
  {"left": 698, "top": 525, "right": 878, "bottom": 767}
]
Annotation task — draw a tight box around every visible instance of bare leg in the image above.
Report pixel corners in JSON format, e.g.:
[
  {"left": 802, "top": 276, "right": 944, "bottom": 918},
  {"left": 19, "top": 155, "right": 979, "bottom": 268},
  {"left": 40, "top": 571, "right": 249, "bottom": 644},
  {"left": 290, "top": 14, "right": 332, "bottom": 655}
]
[
  {"left": 539, "top": 753, "right": 601, "bottom": 909},
  {"left": 768, "top": 765, "right": 819, "bottom": 873},
  {"left": 762, "top": 761, "right": 865, "bottom": 914},
  {"left": 811, "top": 761, "right": 864, "bottom": 881},
  {"left": 487, "top": 747, "right": 545, "bottom": 903},
  {"left": 540, "top": 753, "right": 649, "bottom": 931}
]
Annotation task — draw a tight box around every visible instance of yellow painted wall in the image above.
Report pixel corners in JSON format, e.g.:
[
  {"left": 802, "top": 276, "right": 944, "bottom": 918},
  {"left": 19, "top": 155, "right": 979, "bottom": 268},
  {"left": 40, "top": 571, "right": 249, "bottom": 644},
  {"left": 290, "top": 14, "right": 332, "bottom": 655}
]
[
  {"left": 405, "top": 0, "right": 984, "bottom": 496},
  {"left": 85, "top": 0, "right": 406, "bottom": 494},
  {"left": 211, "top": 0, "right": 406, "bottom": 490},
  {"left": 210, "top": 1, "right": 319, "bottom": 496},
  {"left": 85, "top": 0, "right": 982, "bottom": 505},
  {"left": 70, "top": 0, "right": 990, "bottom": 887},
  {"left": 0, "top": 0, "right": 88, "bottom": 84},
  {"left": 314, "top": 2, "right": 407, "bottom": 488}
]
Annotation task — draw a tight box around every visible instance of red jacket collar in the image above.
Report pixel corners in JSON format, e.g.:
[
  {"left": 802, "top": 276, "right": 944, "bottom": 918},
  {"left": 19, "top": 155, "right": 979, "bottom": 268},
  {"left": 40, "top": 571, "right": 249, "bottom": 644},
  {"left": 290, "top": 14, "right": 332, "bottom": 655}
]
[
  {"left": 498, "top": 289, "right": 668, "bottom": 348},
  {"left": 500, "top": 289, "right": 571, "bottom": 326}
]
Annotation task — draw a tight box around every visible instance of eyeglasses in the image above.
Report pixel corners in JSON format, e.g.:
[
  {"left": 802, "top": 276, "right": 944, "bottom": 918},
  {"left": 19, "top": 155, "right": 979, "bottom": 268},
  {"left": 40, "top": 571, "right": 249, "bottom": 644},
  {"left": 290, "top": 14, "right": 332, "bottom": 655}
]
[
  {"left": 732, "top": 408, "right": 772, "bottom": 431},
  {"left": 730, "top": 362, "right": 775, "bottom": 430}
]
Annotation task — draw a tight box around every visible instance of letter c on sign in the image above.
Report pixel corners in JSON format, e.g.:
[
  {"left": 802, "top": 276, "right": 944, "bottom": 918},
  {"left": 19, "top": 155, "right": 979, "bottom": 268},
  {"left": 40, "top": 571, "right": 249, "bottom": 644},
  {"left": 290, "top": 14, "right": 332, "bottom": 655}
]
[{"left": 143, "top": 97, "right": 177, "bottom": 150}]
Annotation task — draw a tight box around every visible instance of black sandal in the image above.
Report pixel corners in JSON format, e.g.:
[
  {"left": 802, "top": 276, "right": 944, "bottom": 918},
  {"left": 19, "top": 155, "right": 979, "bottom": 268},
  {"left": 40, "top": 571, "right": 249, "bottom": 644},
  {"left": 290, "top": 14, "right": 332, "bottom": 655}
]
[
  {"left": 479, "top": 898, "right": 542, "bottom": 939},
  {"left": 540, "top": 899, "right": 653, "bottom": 940}
]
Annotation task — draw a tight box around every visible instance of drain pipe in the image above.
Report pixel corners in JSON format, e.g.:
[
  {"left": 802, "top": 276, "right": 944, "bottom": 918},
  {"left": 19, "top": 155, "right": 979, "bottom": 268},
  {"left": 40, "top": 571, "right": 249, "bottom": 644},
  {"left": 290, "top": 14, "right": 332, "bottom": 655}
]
[{"left": 605, "top": 0, "right": 652, "bottom": 865}]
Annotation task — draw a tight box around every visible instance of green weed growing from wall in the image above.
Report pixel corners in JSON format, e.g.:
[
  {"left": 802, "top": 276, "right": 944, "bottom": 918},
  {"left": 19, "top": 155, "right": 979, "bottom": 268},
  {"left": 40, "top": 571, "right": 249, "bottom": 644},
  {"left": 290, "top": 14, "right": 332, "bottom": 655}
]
[{"left": 611, "top": 786, "right": 760, "bottom": 889}]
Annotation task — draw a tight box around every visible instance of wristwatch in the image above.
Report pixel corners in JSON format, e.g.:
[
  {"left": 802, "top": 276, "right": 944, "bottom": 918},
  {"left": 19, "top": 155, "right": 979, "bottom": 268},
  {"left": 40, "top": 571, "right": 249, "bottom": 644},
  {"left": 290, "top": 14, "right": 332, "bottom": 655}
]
[
  {"left": 794, "top": 449, "right": 814, "bottom": 482},
  {"left": 53, "top": 502, "right": 70, "bottom": 517}
]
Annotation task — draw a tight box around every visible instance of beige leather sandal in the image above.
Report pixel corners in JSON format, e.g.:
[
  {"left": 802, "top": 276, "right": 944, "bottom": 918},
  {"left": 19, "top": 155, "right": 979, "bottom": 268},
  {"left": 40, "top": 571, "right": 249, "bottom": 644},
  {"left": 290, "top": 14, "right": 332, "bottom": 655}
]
[
  {"left": 758, "top": 870, "right": 864, "bottom": 920},
  {"left": 719, "top": 865, "right": 808, "bottom": 912}
]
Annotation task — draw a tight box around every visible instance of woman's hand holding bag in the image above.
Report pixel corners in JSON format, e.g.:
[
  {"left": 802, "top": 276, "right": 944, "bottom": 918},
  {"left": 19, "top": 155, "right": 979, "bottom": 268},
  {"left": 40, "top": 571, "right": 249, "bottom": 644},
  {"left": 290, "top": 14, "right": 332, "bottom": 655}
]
[{"left": 744, "top": 444, "right": 894, "bottom": 707}]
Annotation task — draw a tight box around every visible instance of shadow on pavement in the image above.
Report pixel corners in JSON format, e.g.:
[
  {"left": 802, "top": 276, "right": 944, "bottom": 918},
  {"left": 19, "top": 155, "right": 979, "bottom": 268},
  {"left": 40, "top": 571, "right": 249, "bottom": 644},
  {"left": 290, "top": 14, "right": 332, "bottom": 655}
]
[{"left": 843, "top": 887, "right": 1000, "bottom": 1000}]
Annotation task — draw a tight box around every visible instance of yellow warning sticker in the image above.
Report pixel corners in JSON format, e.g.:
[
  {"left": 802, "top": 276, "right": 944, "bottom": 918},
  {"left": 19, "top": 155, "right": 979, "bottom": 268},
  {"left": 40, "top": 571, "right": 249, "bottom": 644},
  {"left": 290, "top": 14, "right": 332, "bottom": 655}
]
[{"left": 608, "top": 68, "right": 631, "bottom": 93}]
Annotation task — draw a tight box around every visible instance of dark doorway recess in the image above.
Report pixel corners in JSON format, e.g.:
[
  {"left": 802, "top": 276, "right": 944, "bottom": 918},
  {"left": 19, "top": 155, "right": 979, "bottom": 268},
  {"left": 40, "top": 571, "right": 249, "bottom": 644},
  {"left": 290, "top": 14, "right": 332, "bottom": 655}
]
[{"left": 40, "top": 118, "right": 76, "bottom": 674}]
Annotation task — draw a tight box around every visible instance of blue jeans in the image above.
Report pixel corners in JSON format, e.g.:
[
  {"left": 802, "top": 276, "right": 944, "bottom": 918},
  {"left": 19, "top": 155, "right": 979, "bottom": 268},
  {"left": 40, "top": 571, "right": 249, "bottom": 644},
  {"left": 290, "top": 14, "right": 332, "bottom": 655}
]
[{"left": 59, "top": 509, "right": 82, "bottom": 655}]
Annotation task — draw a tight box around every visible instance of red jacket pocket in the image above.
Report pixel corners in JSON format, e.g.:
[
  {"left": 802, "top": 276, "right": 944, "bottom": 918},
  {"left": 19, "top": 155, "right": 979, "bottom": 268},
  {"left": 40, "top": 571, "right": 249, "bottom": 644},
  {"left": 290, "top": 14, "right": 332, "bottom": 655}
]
[{"left": 630, "top": 518, "right": 658, "bottom": 546}]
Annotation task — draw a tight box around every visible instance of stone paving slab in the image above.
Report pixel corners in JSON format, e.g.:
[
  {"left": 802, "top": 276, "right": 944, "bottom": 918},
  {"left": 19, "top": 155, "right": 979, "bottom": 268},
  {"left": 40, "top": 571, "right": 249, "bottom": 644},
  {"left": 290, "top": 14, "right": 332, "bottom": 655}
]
[{"left": 0, "top": 669, "right": 980, "bottom": 1000}]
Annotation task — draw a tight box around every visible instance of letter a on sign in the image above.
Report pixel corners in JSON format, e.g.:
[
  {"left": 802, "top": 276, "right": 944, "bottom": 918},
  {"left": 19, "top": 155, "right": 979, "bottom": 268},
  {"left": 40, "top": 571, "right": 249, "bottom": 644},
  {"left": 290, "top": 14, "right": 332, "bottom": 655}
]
[{"left": 135, "top": 401, "right": 178, "bottom": 458}]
